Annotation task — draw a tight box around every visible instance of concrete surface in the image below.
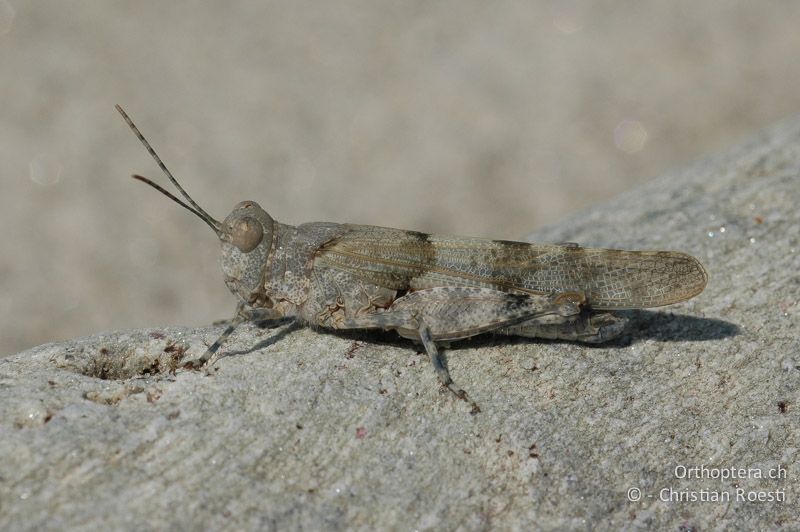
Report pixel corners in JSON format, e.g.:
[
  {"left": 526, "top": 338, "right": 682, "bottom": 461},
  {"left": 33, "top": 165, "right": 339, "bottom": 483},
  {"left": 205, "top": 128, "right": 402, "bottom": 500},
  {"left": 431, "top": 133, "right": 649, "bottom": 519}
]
[
  {"left": 1, "top": 115, "right": 798, "bottom": 529},
  {"left": 4, "top": 2, "right": 800, "bottom": 356}
]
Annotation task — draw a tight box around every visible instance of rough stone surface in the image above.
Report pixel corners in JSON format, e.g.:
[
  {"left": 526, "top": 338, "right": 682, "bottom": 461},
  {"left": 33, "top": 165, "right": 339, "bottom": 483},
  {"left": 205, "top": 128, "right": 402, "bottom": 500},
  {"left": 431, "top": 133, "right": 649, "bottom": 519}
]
[{"left": 1, "top": 118, "right": 798, "bottom": 529}]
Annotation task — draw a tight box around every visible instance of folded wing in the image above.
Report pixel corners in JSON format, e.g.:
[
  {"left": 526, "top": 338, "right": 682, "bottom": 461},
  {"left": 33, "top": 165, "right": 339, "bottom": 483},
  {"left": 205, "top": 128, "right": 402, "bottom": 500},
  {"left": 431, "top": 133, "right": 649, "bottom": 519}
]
[{"left": 314, "top": 225, "right": 707, "bottom": 310}]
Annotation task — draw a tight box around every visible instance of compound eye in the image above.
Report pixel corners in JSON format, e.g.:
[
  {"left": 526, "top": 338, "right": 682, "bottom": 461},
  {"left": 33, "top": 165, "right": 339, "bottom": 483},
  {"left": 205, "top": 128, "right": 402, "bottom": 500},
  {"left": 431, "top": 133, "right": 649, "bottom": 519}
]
[{"left": 230, "top": 216, "right": 263, "bottom": 253}]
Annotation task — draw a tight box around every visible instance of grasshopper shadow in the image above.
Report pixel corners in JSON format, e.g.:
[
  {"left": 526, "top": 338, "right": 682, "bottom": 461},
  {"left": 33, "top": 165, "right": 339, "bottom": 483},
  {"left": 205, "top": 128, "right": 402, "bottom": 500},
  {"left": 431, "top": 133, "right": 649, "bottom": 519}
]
[
  {"left": 218, "top": 319, "right": 303, "bottom": 357},
  {"left": 320, "top": 311, "right": 740, "bottom": 354},
  {"left": 214, "top": 311, "right": 738, "bottom": 361},
  {"left": 620, "top": 310, "right": 740, "bottom": 343},
  {"left": 450, "top": 311, "right": 740, "bottom": 355}
]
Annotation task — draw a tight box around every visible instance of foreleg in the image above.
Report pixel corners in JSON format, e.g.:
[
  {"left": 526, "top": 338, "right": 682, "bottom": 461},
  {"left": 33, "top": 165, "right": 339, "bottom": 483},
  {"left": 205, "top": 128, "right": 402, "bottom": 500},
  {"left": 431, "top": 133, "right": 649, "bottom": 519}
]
[{"left": 184, "top": 302, "right": 284, "bottom": 369}]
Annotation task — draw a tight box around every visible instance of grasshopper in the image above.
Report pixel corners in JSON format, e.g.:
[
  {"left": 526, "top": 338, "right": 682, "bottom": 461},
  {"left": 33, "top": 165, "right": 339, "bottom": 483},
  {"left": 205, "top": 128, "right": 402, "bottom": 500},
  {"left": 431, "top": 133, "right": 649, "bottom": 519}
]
[{"left": 116, "top": 105, "right": 707, "bottom": 412}]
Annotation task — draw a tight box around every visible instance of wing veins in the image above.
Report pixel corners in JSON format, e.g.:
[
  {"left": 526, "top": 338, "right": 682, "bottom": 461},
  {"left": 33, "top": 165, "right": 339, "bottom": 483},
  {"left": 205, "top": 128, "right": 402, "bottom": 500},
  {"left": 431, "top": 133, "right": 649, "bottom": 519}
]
[{"left": 322, "top": 248, "right": 549, "bottom": 295}]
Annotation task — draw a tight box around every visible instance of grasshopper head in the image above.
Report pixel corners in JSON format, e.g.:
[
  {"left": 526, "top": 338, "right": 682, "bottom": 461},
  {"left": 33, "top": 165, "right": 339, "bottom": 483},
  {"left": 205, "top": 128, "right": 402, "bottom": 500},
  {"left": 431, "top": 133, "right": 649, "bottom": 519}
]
[
  {"left": 219, "top": 201, "right": 274, "bottom": 300},
  {"left": 116, "top": 105, "right": 274, "bottom": 303}
]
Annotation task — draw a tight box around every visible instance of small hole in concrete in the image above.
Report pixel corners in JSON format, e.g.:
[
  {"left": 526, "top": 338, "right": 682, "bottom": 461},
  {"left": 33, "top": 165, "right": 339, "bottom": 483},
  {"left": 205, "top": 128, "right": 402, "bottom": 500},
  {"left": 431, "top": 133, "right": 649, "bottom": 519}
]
[{"left": 74, "top": 340, "right": 189, "bottom": 380}]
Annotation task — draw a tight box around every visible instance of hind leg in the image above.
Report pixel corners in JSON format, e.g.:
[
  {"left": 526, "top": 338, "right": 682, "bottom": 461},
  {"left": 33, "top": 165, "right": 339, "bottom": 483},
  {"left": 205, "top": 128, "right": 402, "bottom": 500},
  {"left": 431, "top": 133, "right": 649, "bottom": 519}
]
[
  {"left": 336, "top": 288, "right": 584, "bottom": 412},
  {"left": 503, "top": 310, "right": 627, "bottom": 343}
]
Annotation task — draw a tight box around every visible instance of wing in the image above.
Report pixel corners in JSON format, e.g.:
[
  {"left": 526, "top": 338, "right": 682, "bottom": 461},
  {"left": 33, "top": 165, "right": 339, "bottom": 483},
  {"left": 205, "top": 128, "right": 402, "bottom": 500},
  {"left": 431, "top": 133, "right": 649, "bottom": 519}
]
[{"left": 313, "top": 224, "right": 707, "bottom": 310}]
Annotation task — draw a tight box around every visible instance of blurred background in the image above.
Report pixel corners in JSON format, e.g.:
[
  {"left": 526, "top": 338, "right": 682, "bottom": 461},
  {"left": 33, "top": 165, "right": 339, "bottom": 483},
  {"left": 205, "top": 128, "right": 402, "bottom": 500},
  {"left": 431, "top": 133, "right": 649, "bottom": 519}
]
[{"left": 2, "top": 1, "right": 800, "bottom": 356}]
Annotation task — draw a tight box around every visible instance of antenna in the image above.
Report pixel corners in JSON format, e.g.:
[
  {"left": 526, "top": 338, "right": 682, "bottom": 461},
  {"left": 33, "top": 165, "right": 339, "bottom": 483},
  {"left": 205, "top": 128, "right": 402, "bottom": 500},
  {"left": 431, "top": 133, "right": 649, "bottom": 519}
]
[{"left": 115, "top": 105, "right": 221, "bottom": 234}]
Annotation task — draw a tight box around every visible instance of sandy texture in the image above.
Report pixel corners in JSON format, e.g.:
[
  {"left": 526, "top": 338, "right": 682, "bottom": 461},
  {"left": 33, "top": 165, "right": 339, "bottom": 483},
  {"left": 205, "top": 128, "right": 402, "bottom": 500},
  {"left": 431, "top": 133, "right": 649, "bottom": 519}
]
[
  {"left": 4, "top": 2, "right": 800, "bottom": 355},
  {"left": 1, "top": 115, "right": 798, "bottom": 529}
]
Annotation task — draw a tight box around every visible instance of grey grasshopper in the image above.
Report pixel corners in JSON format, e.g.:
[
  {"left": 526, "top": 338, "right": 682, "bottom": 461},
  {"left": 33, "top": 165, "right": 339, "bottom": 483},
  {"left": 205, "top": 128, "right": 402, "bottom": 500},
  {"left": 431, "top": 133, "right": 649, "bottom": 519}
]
[{"left": 116, "top": 105, "right": 707, "bottom": 412}]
